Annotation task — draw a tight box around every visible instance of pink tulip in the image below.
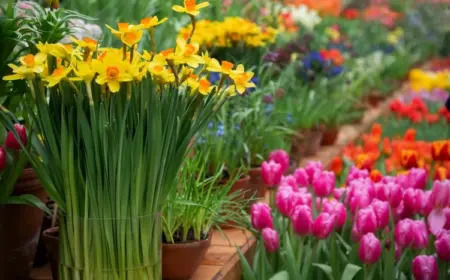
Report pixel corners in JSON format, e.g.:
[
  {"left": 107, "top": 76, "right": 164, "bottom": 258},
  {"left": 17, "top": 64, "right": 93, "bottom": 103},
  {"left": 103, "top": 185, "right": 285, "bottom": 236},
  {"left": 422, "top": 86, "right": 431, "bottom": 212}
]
[
  {"left": 349, "top": 189, "right": 372, "bottom": 214},
  {"left": 276, "top": 189, "right": 294, "bottom": 217},
  {"left": 262, "top": 228, "right": 279, "bottom": 253},
  {"left": 444, "top": 208, "right": 450, "bottom": 230},
  {"left": 370, "top": 199, "right": 390, "bottom": 229},
  {"left": 346, "top": 166, "right": 369, "bottom": 185},
  {"left": 351, "top": 224, "right": 362, "bottom": 242},
  {"left": 429, "top": 180, "right": 450, "bottom": 209},
  {"left": 407, "top": 168, "right": 427, "bottom": 189},
  {"left": 395, "top": 219, "right": 414, "bottom": 248},
  {"left": 359, "top": 233, "right": 381, "bottom": 264},
  {"left": 312, "top": 171, "right": 335, "bottom": 197},
  {"left": 356, "top": 207, "right": 377, "bottom": 235},
  {"left": 278, "top": 183, "right": 295, "bottom": 193},
  {"left": 261, "top": 160, "right": 283, "bottom": 188},
  {"left": 395, "top": 243, "right": 401, "bottom": 261},
  {"left": 419, "top": 190, "right": 432, "bottom": 217},
  {"left": 305, "top": 161, "right": 323, "bottom": 184},
  {"left": 403, "top": 188, "right": 422, "bottom": 215},
  {"left": 290, "top": 192, "right": 312, "bottom": 209},
  {"left": 5, "top": 124, "right": 27, "bottom": 150},
  {"left": 312, "top": 212, "right": 336, "bottom": 239},
  {"left": 411, "top": 220, "right": 429, "bottom": 250},
  {"left": 291, "top": 205, "right": 313, "bottom": 236},
  {"left": 412, "top": 255, "right": 438, "bottom": 280},
  {"left": 322, "top": 199, "right": 347, "bottom": 229},
  {"left": 333, "top": 188, "right": 346, "bottom": 200},
  {"left": 393, "top": 201, "right": 406, "bottom": 222},
  {"left": 375, "top": 182, "right": 403, "bottom": 208},
  {"left": 435, "top": 230, "right": 450, "bottom": 261},
  {"left": 293, "top": 168, "right": 309, "bottom": 187},
  {"left": 395, "top": 174, "right": 408, "bottom": 189},
  {"left": 269, "top": 149, "right": 290, "bottom": 174},
  {"left": 0, "top": 147, "right": 6, "bottom": 171},
  {"left": 251, "top": 203, "right": 273, "bottom": 231},
  {"left": 382, "top": 176, "right": 397, "bottom": 184},
  {"left": 280, "top": 175, "right": 297, "bottom": 190}
]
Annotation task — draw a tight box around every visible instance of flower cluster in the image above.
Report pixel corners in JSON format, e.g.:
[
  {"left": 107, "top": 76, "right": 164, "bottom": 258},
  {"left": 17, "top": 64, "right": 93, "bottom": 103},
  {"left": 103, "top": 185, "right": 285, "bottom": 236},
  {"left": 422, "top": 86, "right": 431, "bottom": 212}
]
[
  {"left": 3, "top": 4, "right": 256, "bottom": 97},
  {"left": 178, "top": 17, "right": 277, "bottom": 49},
  {"left": 252, "top": 151, "right": 450, "bottom": 279},
  {"left": 0, "top": 124, "right": 28, "bottom": 172},
  {"left": 301, "top": 49, "right": 345, "bottom": 80},
  {"left": 390, "top": 97, "right": 450, "bottom": 124},
  {"left": 409, "top": 68, "right": 450, "bottom": 92}
]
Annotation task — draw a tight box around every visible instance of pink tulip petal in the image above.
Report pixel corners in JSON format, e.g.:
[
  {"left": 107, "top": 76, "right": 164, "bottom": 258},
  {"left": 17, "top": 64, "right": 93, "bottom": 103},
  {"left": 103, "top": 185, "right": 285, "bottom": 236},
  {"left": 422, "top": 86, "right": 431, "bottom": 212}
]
[{"left": 428, "top": 209, "right": 447, "bottom": 235}]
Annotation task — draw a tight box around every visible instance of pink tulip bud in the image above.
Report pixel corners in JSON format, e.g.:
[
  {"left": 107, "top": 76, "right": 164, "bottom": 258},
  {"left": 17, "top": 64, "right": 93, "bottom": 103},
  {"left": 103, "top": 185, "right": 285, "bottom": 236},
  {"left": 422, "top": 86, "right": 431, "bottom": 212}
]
[
  {"left": 312, "top": 171, "right": 335, "bottom": 197},
  {"left": 411, "top": 220, "right": 429, "bottom": 250},
  {"left": 412, "top": 255, "right": 438, "bottom": 280},
  {"left": 396, "top": 174, "right": 408, "bottom": 189},
  {"left": 291, "top": 192, "right": 312, "bottom": 209},
  {"left": 333, "top": 188, "right": 346, "bottom": 200},
  {"left": 346, "top": 166, "right": 369, "bottom": 185},
  {"left": 349, "top": 189, "right": 372, "bottom": 214},
  {"left": 359, "top": 233, "right": 381, "bottom": 264},
  {"left": 356, "top": 207, "right": 378, "bottom": 235},
  {"left": 251, "top": 203, "right": 273, "bottom": 231},
  {"left": 429, "top": 180, "right": 450, "bottom": 209},
  {"left": 407, "top": 168, "right": 427, "bottom": 189},
  {"left": 291, "top": 205, "right": 313, "bottom": 236},
  {"left": 435, "top": 230, "right": 450, "bottom": 261},
  {"left": 322, "top": 199, "right": 347, "bottom": 229},
  {"left": 395, "top": 218, "right": 414, "bottom": 248},
  {"left": 351, "top": 224, "right": 362, "bottom": 242},
  {"left": 444, "top": 208, "right": 450, "bottom": 230},
  {"left": 312, "top": 212, "right": 336, "bottom": 239},
  {"left": 262, "top": 228, "right": 279, "bottom": 253},
  {"left": 395, "top": 243, "right": 401, "bottom": 261},
  {"left": 276, "top": 189, "right": 294, "bottom": 217},
  {"left": 370, "top": 199, "right": 390, "bottom": 229},
  {"left": 5, "top": 124, "right": 27, "bottom": 150},
  {"left": 393, "top": 201, "right": 406, "bottom": 222},
  {"left": 278, "top": 183, "right": 295, "bottom": 193},
  {"left": 404, "top": 188, "right": 426, "bottom": 216},
  {"left": 261, "top": 160, "right": 283, "bottom": 188},
  {"left": 305, "top": 161, "right": 323, "bottom": 184},
  {"left": 293, "top": 168, "right": 309, "bottom": 187},
  {"left": 0, "top": 147, "right": 6, "bottom": 171},
  {"left": 269, "top": 149, "right": 290, "bottom": 174},
  {"left": 375, "top": 182, "right": 403, "bottom": 208},
  {"left": 418, "top": 190, "right": 432, "bottom": 217},
  {"left": 280, "top": 175, "right": 297, "bottom": 190}
]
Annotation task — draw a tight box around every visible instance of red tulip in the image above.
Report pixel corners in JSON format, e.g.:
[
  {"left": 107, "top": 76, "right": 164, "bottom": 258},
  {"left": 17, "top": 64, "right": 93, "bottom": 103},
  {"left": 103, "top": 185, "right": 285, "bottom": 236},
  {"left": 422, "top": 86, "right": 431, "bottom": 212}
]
[
  {"left": 262, "top": 228, "right": 279, "bottom": 253},
  {"left": 269, "top": 149, "right": 290, "bottom": 174},
  {"left": 261, "top": 160, "right": 283, "bottom": 188},
  {"left": 251, "top": 203, "right": 273, "bottom": 231},
  {"left": 312, "top": 212, "right": 336, "bottom": 239},
  {"left": 291, "top": 205, "right": 313, "bottom": 236},
  {"left": 5, "top": 124, "right": 27, "bottom": 150},
  {"left": 359, "top": 233, "right": 381, "bottom": 264},
  {"left": 0, "top": 146, "right": 6, "bottom": 171},
  {"left": 435, "top": 230, "right": 450, "bottom": 261},
  {"left": 412, "top": 255, "right": 438, "bottom": 280}
]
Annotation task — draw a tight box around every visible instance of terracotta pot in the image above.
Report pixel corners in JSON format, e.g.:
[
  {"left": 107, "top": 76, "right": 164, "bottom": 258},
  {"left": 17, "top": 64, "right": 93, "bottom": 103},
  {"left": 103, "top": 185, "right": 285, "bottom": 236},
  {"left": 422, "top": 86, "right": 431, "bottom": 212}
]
[
  {"left": 42, "top": 227, "right": 59, "bottom": 280},
  {"left": 0, "top": 168, "right": 47, "bottom": 280},
  {"left": 248, "top": 167, "right": 264, "bottom": 199},
  {"left": 290, "top": 133, "right": 307, "bottom": 163},
  {"left": 162, "top": 233, "right": 212, "bottom": 280},
  {"left": 304, "top": 128, "right": 324, "bottom": 157},
  {"left": 321, "top": 127, "right": 340, "bottom": 146},
  {"left": 365, "top": 92, "right": 385, "bottom": 107},
  {"left": 220, "top": 175, "right": 251, "bottom": 228}
]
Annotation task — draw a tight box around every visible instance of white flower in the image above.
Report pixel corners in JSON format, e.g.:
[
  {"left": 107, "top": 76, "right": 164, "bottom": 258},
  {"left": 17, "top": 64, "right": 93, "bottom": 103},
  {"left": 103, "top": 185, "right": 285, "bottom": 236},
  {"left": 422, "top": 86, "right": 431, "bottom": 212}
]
[{"left": 282, "top": 5, "right": 321, "bottom": 31}]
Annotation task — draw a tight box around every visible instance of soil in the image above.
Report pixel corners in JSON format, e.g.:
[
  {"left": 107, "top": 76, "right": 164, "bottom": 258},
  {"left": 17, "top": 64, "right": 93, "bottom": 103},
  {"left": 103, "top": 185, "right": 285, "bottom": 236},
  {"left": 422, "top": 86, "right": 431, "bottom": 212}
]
[{"left": 162, "top": 227, "right": 209, "bottom": 244}]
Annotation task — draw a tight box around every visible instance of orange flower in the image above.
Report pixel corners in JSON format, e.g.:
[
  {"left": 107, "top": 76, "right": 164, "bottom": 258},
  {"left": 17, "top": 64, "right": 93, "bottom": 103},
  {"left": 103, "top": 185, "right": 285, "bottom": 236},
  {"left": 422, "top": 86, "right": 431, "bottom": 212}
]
[
  {"left": 363, "top": 135, "right": 380, "bottom": 153},
  {"left": 371, "top": 123, "right": 382, "bottom": 138},
  {"left": 384, "top": 159, "right": 394, "bottom": 174},
  {"left": 320, "top": 49, "right": 345, "bottom": 66},
  {"left": 431, "top": 140, "right": 450, "bottom": 161},
  {"left": 426, "top": 114, "right": 440, "bottom": 124},
  {"left": 382, "top": 138, "right": 392, "bottom": 155},
  {"left": 370, "top": 169, "right": 383, "bottom": 183},
  {"left": 329, "top": 156, "right": 343, "bottom": 176},
  {"left": 403, "top": 129, "right": 416, "bottom": 142},
  {"left": 434, "top": 166, "right": 450, "bottom": 181},
  {"left": 356, "top": 153, "right": 374, "bottom": 171},
  {"left": 400, "top": 149, "right": 419, "bottom": 170}
]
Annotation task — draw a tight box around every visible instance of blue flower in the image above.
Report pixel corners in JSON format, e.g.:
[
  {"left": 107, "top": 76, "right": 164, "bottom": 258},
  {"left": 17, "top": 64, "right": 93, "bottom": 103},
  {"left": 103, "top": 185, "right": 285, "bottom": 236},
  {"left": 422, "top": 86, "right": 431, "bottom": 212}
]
[
  {"left": 207, "top": 122, "right": 214, "bottom": 129},
  {"left": 234, "top": 124, "right": 241, "bottom": 131},
  {"left": 216, "top": 123, "right": 225, "bottom": 137},
  {"left": 303, "top": 51, "right": 326, "bottom": 71},
  {"left": 286, "top": 114, "right": 293, "bottom": 123},
  {"left": 328, "top": 66, "right": 344, "bottom": 77},
  {"left": 265, "top": 104, "right": 274, "bottom": 115},
  {"left": 196, "top": 136, "right": 206, "bottom": 144},
  {"left": 209, "top": 72, "right": 221, "bottom": 84}
]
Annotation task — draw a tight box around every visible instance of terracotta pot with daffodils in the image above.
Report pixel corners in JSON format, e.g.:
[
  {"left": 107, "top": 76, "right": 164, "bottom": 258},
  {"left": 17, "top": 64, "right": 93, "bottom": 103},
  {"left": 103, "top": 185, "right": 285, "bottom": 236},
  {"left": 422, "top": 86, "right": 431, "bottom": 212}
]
[{"left": 1, "top": 1, "right": 256, "bottom": 279}]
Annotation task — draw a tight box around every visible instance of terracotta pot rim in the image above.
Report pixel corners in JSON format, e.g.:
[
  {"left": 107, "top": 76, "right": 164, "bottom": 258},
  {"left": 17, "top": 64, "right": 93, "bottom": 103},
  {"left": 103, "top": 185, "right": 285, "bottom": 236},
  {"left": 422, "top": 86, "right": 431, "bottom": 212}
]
[
  {"left": 219, "top": 174, "right": 250, "bottom": 184},
  {"left": 43, "top": 227, "right": 59, "bottom": 240},
  {"left": 162, "top": 232, "right": 212, "bottom": 247}
]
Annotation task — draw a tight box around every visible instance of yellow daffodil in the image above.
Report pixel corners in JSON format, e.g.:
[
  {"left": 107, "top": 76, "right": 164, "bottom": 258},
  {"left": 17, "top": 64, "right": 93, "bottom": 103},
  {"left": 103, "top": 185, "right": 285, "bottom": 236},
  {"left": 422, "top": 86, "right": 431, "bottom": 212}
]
[
  {"left": 37, "top": 43, "right": 72, "bottom": 59},
  {"left": 160, "top": 48, "right": 175, "bottom": 60},
  {"left": 142, "top": 50, "right": 154, "bottom": 61},
  {"left": 173, "top": 39, "right": 203, "bottom": 68},
  {"left": 71, "top": 37, "right": 98, "bottom": 52},
  {"left": 43, "top": 66, "right": 72, "bottom": 87},
  {"left": 70, "top": 60, "right": 96, "bottom": 83},
  {"left": 140, "top": 16, "right": 167, "bottom": 29},
  {"left": 93, "top": 53, "right": 133, "bottom": 93},
  {"left": 198, "top": 78, "right": 213, "bottom": 95},
  {"left": 148, "top": 57, "right": 174, "bottom": 83},
  {"left": 106, "top": 23, "right": 143, "bottom": 47},
  {"left": 200, "top": 52, "right": 214, "bottom": 68},
  {"left": 229, "top": 64, "right": 256, "bottom": 94},
  {"left": 3, "top": 53, "right": 46, "bottom": 81},
  {"left": 184, "top": 73, "right": 199, "bottom": 89},
  {"left": 172, "top": 0, "right": 210, "bottom": 16},
  {"left": 325, "top": 27, "right": 340, "bottom": 42},
  {"left": 207, "top": 59, "right": 234, "bottom": 75},
  {"left": 224, "top": 85, "right": 237, "bottom": 96}
]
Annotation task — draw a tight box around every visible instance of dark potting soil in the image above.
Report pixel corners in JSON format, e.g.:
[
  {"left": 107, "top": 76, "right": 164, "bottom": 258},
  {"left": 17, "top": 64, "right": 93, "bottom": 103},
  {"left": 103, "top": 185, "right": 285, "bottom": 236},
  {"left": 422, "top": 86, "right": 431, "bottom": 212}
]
[{"left": 162, "top": 227, "right": 208, "bottom": 244}]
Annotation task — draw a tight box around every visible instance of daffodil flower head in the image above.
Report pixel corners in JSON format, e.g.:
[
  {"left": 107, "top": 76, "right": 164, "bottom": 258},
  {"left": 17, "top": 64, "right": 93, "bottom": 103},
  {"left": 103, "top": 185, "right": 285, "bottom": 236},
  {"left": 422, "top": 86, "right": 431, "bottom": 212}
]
[
  {"left": 37, "top": 43, "right": 73, "bottom": 59},
  {"left": 3, "top": 53, "right": 47, "bottom": 81},
  {"left": 172, "top": 0, "right": 210, "bottom": 16},
  {"left": 72, "top": 37, "right": 99, "bottom": 52},
  {"left": 93, "top": 52, "right": 133, "bottom": 93},
  {"left": 207, "top": 59, "right": 234, "bottom": 75},
  {"left": 70, "top": 60, "right": 95, "bottom": 83},
  {"left": 106, "top": 23, "right": 143, "bottom": 47},
  {"left": 174, "top": 39, "right": 203, "bottom": 68},
  {"left": 44, "top": 66, "right": 72, "bottom": 87},
  {"left": 230, "top": 64, "right": 256, "bottom": 94},
  {"left": 140, "top": 16, "right": 168, "bottom": 29},
  {"left": 198, "top": 78, "right": 214, "bottom": 95}
]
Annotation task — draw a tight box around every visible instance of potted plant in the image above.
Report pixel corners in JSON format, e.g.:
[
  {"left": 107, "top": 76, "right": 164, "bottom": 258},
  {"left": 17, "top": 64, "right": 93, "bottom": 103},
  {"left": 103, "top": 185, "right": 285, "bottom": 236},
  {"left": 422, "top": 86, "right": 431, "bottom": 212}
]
[
  {"left": 162, "top": 151, "right": 249, "bottom": 280},
  {"left": 1, "top": 3, "right": 257, "bottom": 278}
]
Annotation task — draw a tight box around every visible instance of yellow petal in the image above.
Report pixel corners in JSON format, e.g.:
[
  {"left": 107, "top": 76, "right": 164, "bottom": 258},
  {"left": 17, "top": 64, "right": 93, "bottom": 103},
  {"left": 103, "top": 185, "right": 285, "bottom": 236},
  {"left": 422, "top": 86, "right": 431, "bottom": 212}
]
[
  {"left": 108, "top": 80, "right": 121, "bottom": 93},
  {"left": 195, "top": 2, "right": 209, "bottom": 9},
  {"left": 172, "top": 5, "right": 186, "bottom": 12},
  {"left": 3, "top": 74, "right": 24, "bottom": 81}
]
